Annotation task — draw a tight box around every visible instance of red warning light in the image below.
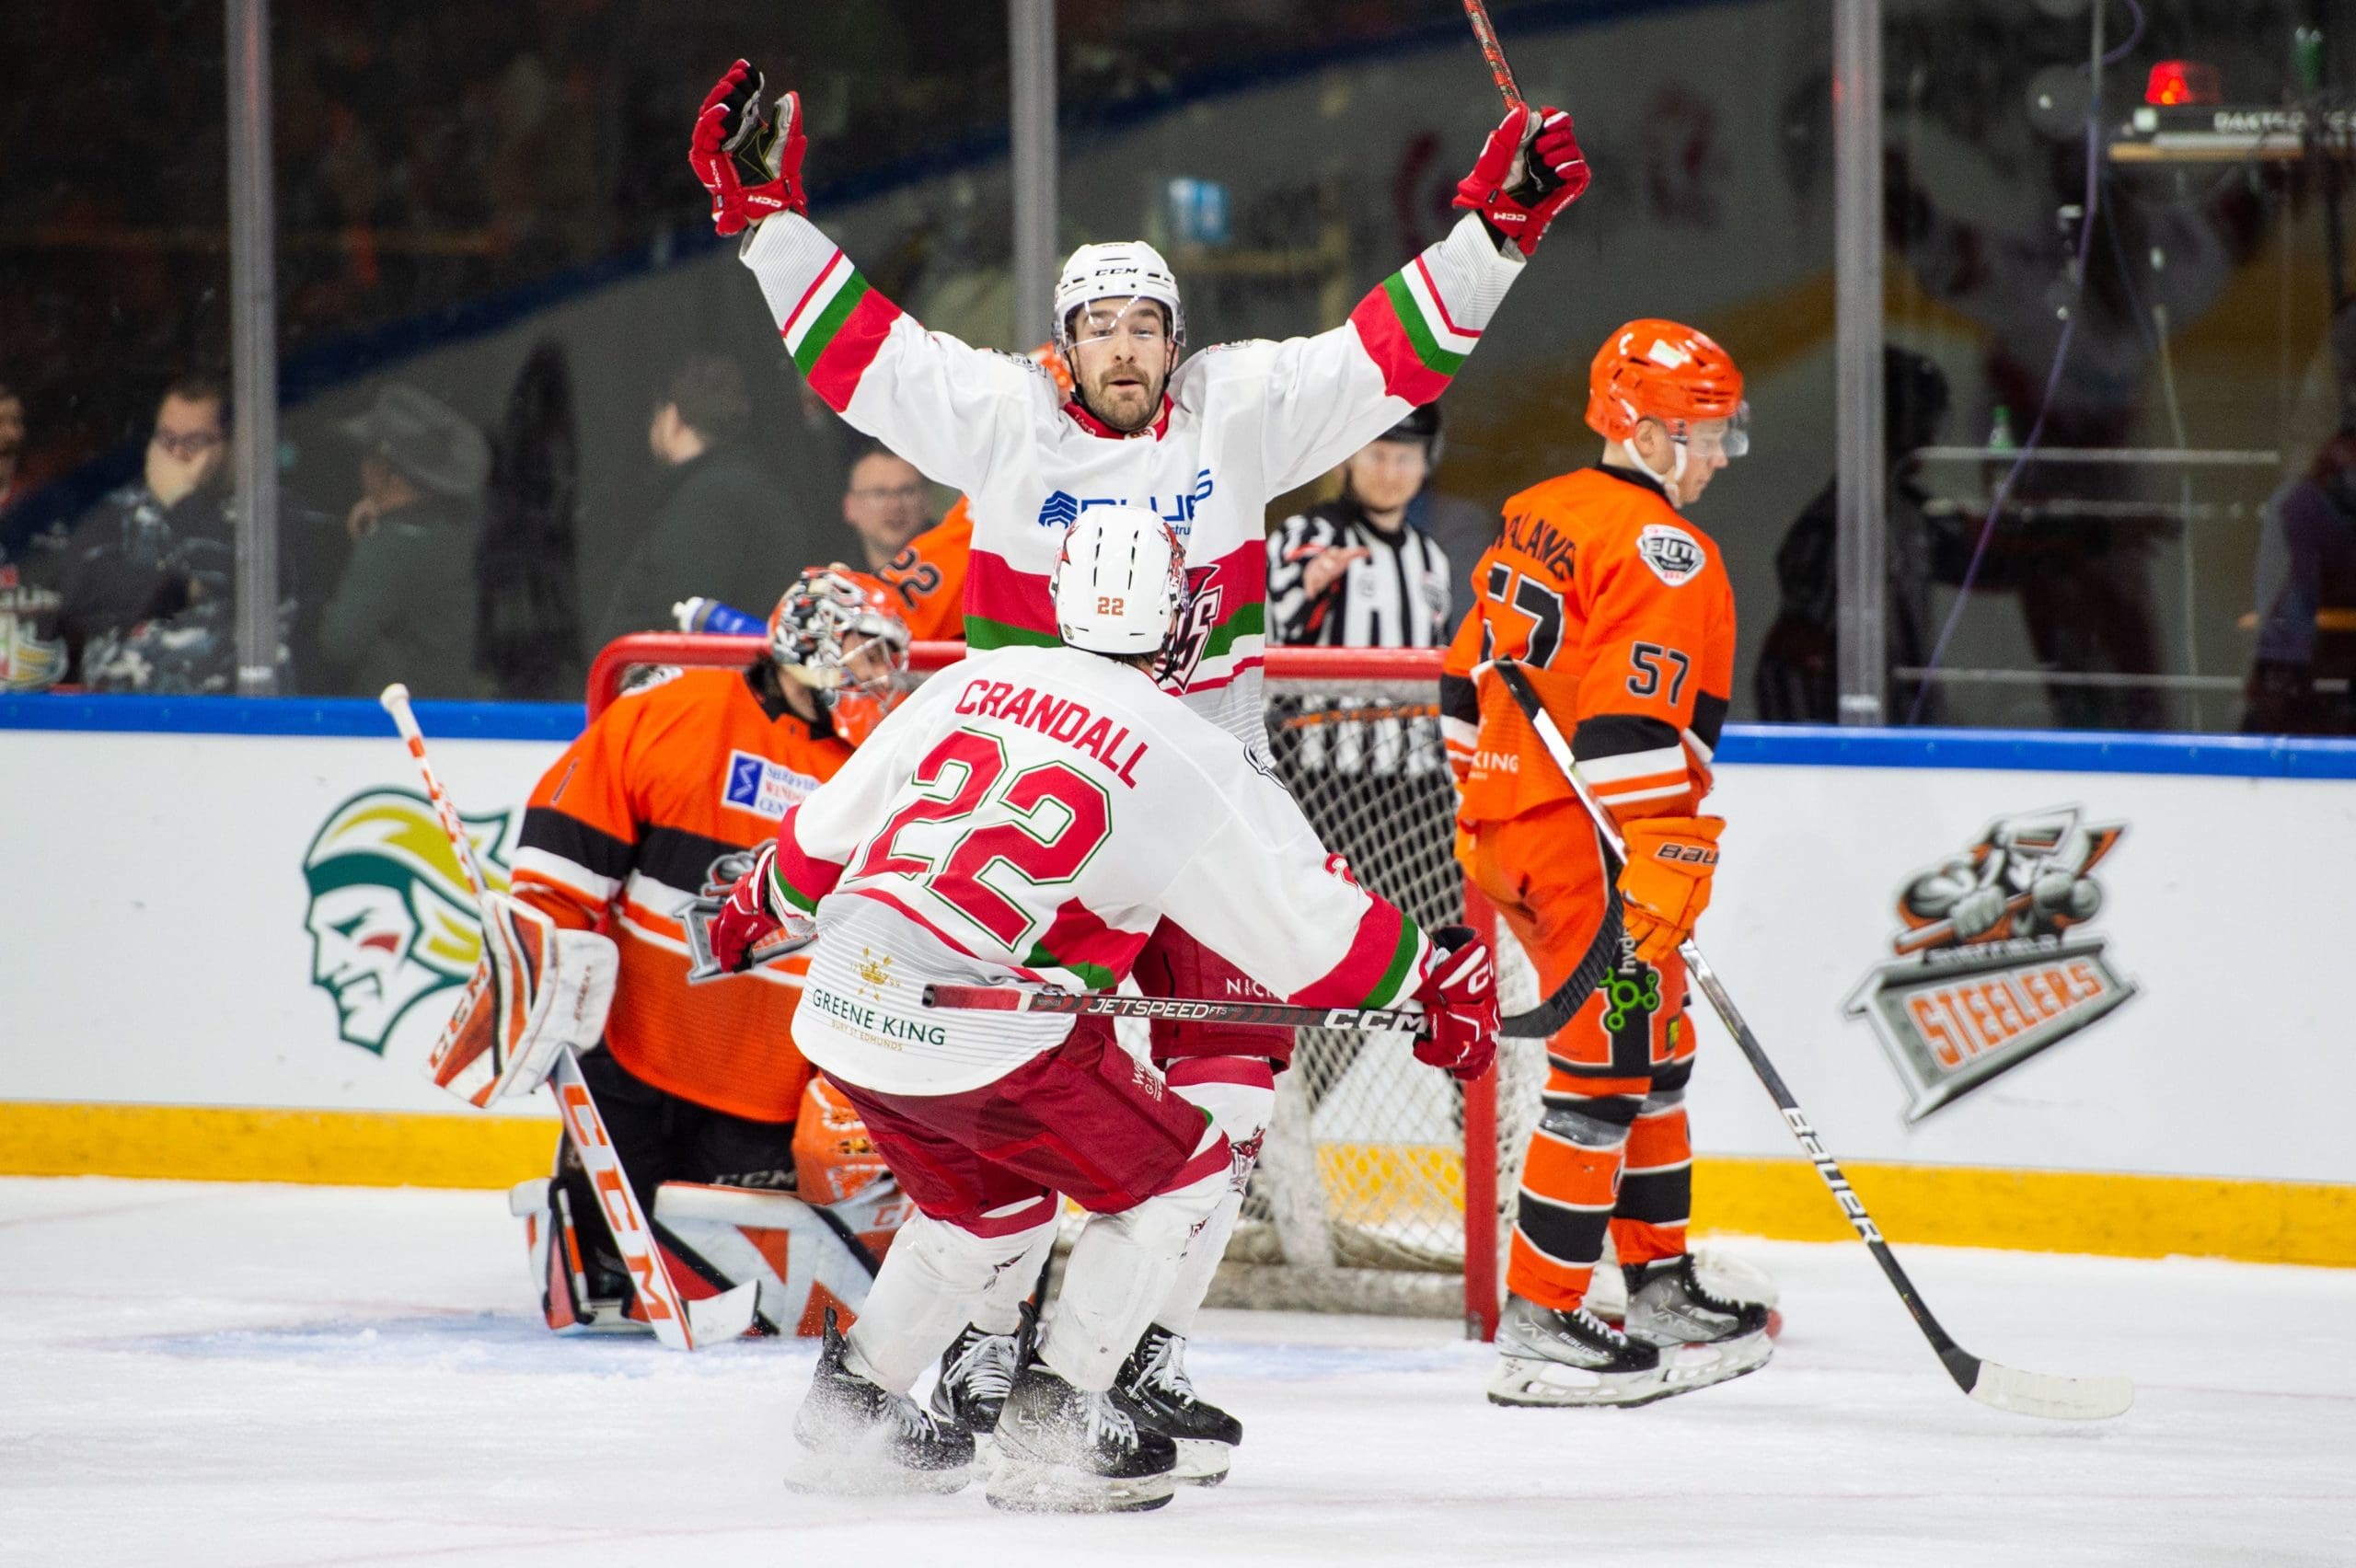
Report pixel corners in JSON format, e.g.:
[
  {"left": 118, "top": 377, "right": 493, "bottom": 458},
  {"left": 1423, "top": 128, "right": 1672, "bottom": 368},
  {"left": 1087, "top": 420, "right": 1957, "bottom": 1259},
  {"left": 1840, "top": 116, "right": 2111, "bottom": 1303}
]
[{"left": 2145, "top": 61, "right": 2222, "bottom": 107}]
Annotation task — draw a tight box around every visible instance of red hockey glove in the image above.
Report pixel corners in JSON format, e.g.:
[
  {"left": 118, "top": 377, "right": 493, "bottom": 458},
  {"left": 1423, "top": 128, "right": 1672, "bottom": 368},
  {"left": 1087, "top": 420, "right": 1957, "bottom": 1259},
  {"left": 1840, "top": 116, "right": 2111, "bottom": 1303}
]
[
  {"left": 1453, "top": 105, "right": 1590, "bottom": 258},
  {"left": 709, "top": 842, "right": 788, "bottom": 974},
  {"left": 689, "top": 61, "right": 807, "bottom": 236},
  {"left": 1616, "top": 814, "right": 1723, "bottom": 966},
  {"left": 1413, "top": 925, "right": 1498, "bottom": 1082}
]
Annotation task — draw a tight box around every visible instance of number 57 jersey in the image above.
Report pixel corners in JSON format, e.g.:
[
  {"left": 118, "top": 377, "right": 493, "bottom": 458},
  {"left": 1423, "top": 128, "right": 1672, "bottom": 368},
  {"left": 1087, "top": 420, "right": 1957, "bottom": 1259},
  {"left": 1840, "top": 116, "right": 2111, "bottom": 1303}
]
[
  {"left": 1440, "top": 465, "right": 1736, "bottom": 829},
  {"left": 767, "top": 644, "right": 1436, "bottom": 1095}
]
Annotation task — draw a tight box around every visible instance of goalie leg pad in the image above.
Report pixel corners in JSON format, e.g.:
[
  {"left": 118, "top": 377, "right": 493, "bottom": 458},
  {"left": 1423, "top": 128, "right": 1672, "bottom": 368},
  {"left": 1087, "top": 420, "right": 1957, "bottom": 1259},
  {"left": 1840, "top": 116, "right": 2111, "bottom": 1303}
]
[{"left": 652, "top": 1182, "right": 883, "bottom": 1339}]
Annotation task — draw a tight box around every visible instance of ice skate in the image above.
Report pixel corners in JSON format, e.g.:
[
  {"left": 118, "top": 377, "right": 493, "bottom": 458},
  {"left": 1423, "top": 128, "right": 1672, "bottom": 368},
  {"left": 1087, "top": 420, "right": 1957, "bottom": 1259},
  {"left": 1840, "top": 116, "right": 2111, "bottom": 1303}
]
[
  {"left": 1486, "top": 1293, "right": 1677, "bottom": 1408},
  {"left": 786, "top": 1310, "right": 974, "bottom": 1495},
  {"left": 1113, "top": 1323, "right": 1242, "bottom": 1486},
  {"left": 927, "top": 1306, "right": 1030, "bottom": 1456},
  {"left": 987, "top": 1360, "right": 1177, "bottom": 1514},
  {"left": 1622, "top": 1253, "right": 1775, "bottom": 1393}
]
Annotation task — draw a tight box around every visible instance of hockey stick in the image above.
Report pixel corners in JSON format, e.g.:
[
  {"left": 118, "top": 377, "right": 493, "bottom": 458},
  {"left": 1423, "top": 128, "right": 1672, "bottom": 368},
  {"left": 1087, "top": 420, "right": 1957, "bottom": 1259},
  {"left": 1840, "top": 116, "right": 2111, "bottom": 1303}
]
[
  {"left": 928, "top": 963, "right": 1602, "bottom": 1041},
  {"left": 1460, "top": 0, "right": 1526, "bottom": 110},
  {"left": 1487, "top": 661, "right": 2132, "bottom": 1421},
  {"left": 378, "top": 683, "right": 758, "bottom": 1351},
  {"left": 923, "top": 984, "right": 1427, "bottom": 1035}
]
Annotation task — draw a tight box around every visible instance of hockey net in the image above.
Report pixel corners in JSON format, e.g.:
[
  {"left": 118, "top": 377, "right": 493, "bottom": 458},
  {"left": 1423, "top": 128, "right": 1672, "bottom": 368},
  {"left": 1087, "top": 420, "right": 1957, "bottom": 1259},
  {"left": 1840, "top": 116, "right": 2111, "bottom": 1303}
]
[{"left": 586, "top": 637, "right": 1533, "bottom": 1338}]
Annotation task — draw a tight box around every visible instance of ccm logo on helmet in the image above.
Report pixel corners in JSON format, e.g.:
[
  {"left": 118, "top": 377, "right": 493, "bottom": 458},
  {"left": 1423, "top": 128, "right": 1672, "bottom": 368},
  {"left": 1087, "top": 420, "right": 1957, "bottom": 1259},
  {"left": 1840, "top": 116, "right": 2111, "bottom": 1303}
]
[{"left": 1653, "top": 843, "right": 1718, "bottom": 865}]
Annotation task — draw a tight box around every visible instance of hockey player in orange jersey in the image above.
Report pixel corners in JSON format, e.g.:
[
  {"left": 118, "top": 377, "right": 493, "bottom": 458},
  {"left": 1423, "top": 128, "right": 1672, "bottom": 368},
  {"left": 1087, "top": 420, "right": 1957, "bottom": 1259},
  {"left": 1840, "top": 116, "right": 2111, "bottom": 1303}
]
[
  {"left": 481, "top": 567, "right": 915, "bottom": 1337},
  {"left": 1442, "top": 320, "right": 1773, "bottom": 1407}
]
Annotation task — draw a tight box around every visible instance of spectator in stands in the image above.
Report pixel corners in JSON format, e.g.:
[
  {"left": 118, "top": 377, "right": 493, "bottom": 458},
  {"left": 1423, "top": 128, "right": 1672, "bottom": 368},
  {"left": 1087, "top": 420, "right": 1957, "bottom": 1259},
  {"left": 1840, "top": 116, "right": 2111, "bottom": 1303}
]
[
  {"left": 317, "top": 383, "right": 488, "bottom": 698},
  {"left": 48, "top": 376, "right": 241, "bottom": 689},
  {"left": 1267, "top": 405, "right": 1452, "bottom": 649},
  {"left": 839, "top": 446, "right": 931, "bottom": 573},
  {"left": 2245, "top": 428, "right": 2356, "bottom": 734},
  {"left": 1754, "top": 346, "right": 1950, "bottom": 724},
  {"left": 596, "top": 355, "right": 797, "bottom": 645}
]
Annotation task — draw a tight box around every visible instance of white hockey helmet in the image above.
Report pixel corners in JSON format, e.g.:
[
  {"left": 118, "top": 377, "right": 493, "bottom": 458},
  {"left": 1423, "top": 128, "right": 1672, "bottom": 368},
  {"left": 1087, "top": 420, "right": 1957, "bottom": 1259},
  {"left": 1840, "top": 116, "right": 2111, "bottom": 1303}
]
[
  {"left": 1049, "top": 503, "right": 1188, "bottom": 657},
  {"left": 1051, "top": 240, "right": 1185, "bottom": 354}
]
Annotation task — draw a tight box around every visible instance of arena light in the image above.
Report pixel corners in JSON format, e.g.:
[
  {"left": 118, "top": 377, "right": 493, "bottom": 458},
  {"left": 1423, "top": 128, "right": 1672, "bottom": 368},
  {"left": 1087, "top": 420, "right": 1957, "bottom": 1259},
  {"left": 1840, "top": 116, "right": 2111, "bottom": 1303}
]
[{"left": 2144, "top": 60, "right": 2222, "bottom": 107}]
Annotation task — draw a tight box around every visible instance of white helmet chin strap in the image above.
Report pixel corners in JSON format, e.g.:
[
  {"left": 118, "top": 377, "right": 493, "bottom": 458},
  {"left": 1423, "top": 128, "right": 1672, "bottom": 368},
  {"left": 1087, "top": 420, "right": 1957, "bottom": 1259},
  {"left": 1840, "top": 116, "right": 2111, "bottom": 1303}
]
[{"left": 1635, "top": 428, "right": 1688, "bottom": 510}]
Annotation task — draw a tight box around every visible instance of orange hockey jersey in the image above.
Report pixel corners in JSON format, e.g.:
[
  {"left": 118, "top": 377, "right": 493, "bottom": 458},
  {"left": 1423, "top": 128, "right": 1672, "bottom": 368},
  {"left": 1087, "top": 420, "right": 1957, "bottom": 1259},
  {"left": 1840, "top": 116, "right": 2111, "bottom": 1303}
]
[
  {"left": 877, "top": 499, "right": 973, "bottom": 644},
  {"left": 1440, "top": 465, "right": 1734, "bottom": 830},
  {"left": 511, "top": 666, "right": 852, "bottom": 1121}
]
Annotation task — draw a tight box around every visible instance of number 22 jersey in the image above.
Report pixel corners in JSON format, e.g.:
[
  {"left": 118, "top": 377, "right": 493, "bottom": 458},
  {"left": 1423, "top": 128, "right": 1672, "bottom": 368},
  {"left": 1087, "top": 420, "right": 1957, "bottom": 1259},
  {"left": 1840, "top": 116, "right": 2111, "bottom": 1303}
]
[{"left": 766, "top": 644, "right": 1437, "bottom": 1094}]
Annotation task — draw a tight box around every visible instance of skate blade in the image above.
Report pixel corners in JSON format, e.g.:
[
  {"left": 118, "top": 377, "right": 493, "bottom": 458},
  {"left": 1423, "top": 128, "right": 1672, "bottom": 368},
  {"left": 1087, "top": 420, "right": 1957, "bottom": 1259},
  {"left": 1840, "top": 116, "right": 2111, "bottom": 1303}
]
[
  {"left": 985, "top": 1456, "right": 1175, "bottom": 1514},
  {"left": 1173, "top": 1438, "right": 1230, "bottom": 1487},
  {"left": 1484, "top": 1354, "right": 1674, "bottom": 1410},
  {"left": 1658, "top": 1330, "right": 1774, "bottom": 1391},
  {"left": 782, "top": 1438, "right": 971, "bottom": 1497}
]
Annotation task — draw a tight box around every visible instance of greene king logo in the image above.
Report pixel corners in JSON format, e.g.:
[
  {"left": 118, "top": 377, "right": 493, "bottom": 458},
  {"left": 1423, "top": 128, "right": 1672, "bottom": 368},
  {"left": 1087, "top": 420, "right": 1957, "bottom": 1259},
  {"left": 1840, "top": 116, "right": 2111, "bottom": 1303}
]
[
  {"left": 1842, "top": 805, "right": 2137, "bottom": 1123},
  {"left": 301, "top": 788, "right": 511, "bottom": 1055}
]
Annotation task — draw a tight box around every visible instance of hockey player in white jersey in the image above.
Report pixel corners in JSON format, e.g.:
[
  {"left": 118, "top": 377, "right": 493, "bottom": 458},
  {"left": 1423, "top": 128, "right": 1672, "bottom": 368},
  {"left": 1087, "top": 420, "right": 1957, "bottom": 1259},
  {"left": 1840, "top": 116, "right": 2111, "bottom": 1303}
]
[
  {"left": 690, "top": 57, "right": 1585, "bottom": 1470},
  {"left": 704, "top": 507, "right": 1500, "bottom": 1511}
]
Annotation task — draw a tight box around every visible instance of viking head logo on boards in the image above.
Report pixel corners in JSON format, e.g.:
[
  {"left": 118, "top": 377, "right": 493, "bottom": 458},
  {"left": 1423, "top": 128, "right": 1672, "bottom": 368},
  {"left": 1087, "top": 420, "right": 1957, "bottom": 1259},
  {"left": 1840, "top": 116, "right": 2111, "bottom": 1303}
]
[
  {"left": 302, "top": 789, "right": 511, "bottom": 1054},
  {"left": 1843, "top": 805, "right": 2136, "bottom": 1123}
]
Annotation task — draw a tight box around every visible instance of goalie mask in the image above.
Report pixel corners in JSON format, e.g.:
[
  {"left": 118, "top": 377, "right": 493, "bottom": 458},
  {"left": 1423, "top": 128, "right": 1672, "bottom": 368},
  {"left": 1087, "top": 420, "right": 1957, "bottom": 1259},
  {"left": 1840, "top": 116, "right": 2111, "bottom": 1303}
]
[
  {"left": 768, "top": 566, "right": 912, "bottom": 746},
  {"left": 1049, "top": 502, "right": 1188, "bottom": 660}
]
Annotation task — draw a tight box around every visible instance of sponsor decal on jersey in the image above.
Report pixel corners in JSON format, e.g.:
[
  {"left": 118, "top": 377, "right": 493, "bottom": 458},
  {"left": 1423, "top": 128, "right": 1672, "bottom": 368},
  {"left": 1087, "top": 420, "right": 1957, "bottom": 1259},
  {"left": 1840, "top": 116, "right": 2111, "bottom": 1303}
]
[
  {"left": 1634, "top": 524, "right": 1705, "bottom": 586},
  {"left": 1033, "top": 471, "right": 1216, "bottom": 536},
  {"left": 721, "top": 750, "right": 822, "bottom": 820},
  {"left": 1842, "top": 806, "right": 2136, "bottom": 1124},
  {"left": 300, "top": 788, "right": 513, "bottom": 1055}
]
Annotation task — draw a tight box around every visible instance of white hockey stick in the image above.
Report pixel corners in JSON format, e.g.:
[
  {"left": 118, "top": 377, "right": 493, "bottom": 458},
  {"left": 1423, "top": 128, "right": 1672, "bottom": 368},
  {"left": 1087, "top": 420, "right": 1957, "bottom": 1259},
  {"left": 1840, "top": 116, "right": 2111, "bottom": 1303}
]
[
  {"left": 1489, "top": 661, "right": 2132, "bottom": 1421},
  {"left": 379, "top": 683, "right": 757, "bottom": 1351}
]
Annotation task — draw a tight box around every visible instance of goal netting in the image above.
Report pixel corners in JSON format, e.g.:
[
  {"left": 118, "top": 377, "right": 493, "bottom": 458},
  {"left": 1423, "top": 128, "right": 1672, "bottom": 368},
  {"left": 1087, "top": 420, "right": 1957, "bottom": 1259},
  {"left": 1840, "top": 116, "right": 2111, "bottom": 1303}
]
[{"left": 586, "top": 637, "right": 1536, "bottom": 1337}]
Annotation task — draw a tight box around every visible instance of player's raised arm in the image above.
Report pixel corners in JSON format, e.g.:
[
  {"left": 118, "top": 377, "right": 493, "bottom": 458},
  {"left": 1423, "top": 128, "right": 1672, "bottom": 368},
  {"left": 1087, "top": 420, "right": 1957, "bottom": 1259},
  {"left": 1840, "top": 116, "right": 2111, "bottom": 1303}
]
[
  {"left": 690, "top": 61, "right": 1045, "bottom": 494},
  {"left": 1230, "top": 105, "right": 1591, "bottom": 496}
]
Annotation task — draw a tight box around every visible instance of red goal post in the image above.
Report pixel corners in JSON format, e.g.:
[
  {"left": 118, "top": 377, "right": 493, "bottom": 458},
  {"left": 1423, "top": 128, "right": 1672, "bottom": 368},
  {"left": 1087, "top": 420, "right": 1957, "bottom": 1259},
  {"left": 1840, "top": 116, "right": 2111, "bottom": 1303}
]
[{"left": 585, "top": 634, "right": 1513, "bottom": 1339}]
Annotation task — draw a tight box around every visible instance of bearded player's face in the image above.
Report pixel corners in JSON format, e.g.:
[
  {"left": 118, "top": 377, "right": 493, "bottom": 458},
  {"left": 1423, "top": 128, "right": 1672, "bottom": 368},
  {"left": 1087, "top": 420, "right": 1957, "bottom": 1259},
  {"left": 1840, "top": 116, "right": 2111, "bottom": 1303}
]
[{"left": 1067, "top": 298, "right": 1175, "bottom": 432}]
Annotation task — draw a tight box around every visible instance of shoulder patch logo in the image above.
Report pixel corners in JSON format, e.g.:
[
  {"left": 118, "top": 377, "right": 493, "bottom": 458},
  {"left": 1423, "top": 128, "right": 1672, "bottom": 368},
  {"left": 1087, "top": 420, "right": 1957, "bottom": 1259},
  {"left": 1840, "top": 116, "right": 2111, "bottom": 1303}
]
[
  {"left": 1635, "top": 524, "right": 1705, "bottom": 586},
  {"left": 722, "top": 749, "right": 823, "bottom": 820}
]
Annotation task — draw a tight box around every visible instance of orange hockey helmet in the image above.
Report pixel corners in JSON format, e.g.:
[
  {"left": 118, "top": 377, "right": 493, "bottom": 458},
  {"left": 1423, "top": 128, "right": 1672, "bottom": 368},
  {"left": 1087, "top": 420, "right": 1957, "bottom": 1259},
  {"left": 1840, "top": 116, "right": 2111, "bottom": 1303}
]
[{"left": 1585, "top": 319, "right": 1749, "bottom": 457}]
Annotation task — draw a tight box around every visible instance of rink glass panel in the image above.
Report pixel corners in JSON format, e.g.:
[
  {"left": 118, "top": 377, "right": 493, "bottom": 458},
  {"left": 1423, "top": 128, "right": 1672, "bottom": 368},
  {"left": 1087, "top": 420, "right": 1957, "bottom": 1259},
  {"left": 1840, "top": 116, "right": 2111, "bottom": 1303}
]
[{"left": 1875, "top": 0, "right": 2356, "bottom": 733}]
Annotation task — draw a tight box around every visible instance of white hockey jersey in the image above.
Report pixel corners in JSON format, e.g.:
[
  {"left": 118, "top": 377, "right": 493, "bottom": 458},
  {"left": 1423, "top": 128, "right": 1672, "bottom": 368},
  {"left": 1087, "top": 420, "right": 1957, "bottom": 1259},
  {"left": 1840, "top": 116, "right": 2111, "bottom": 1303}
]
[
  {"left": 738, "top": 211, "right": 1525, "bottom": 745},
  {"left": 769, "top": 644, "right": 1437, "bottom": 1094}
]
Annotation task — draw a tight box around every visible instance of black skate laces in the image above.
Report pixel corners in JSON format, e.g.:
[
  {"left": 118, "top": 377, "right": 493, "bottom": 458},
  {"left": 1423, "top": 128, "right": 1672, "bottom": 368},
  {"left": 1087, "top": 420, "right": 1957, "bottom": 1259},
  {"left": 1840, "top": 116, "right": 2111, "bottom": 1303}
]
[{"left": 943, "top": 1328, "right": 1019, "bottom": 1406}]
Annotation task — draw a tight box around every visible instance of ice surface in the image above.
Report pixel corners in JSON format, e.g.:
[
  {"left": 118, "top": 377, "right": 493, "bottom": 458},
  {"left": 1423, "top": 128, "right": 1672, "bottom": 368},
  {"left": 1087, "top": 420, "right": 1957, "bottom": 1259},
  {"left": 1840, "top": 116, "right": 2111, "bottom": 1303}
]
[{"left": 3, "top": 1176, "right": 2350, "bottom": 1567}]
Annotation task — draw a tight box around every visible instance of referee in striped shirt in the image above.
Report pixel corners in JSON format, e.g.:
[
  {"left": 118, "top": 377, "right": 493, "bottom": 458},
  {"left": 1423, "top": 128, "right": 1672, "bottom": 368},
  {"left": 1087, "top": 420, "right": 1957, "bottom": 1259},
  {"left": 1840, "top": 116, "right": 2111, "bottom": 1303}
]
[{"left": 1266, "top": 404, "right": 1454, "bottom": 650}]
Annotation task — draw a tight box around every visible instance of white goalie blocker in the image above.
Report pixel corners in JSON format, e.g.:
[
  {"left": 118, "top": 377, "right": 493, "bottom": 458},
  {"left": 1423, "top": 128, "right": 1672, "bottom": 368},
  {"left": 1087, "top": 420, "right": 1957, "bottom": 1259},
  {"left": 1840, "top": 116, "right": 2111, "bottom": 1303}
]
[
  {"left": 426, "top": 892, "right": 618, "bottom": 1107},
  {"left": 508, "top": 1175, "right": 896, "bottom": 1339}
]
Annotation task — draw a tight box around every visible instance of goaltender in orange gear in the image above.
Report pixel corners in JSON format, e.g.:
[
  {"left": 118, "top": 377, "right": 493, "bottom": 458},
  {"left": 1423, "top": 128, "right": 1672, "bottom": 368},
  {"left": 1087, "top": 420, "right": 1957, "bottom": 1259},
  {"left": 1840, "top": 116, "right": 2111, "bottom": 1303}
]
[
  {"left": 1442, "top": 318, "right": 1773, "bottom": 1407},
  {"left": 499, "top": 566, "right": 914, "bottom": 1333}
]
